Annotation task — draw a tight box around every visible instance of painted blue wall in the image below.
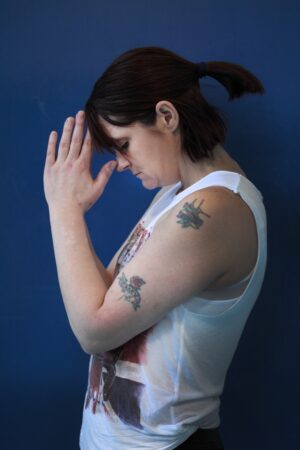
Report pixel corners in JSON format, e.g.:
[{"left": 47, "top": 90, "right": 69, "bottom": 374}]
[{"left": 1, "top": 1, "right": 299, "bottom": 449}]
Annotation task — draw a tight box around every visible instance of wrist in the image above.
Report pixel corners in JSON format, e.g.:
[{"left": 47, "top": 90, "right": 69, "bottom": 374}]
[{"left": 48, "top": 203, "right": 85, "bottom": 220}]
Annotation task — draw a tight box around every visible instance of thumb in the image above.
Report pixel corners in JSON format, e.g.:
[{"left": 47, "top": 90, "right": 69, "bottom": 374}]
[{"left": 94, "top": 160, "right": 117, "bottom": 197}]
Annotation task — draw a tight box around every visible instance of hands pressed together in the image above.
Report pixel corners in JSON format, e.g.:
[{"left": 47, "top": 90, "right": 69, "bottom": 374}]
[{"left": 43, "top": 110, "right": 117, "bottom": 213}]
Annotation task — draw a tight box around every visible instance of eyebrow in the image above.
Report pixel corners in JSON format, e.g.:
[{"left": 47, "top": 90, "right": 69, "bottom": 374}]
[{"left": 112, "top": 137, "right": 129, "bottom": 142}]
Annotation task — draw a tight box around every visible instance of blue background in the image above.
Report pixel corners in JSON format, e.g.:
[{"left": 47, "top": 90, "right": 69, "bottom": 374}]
[{"left": 1, "top": 1, "right": 299, "bottom": 449}]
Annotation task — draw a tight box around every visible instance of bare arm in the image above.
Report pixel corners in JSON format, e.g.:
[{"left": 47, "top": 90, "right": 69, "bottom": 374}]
[
  {"left": 44, "top": 112, "right": 235, "bottom": 356},
  {"left": 44, "top": 112, "right": 117, "bottom": 351},
  {"left": 84, "top": 221, "right": 114, "bottom": 285},
  {"left": 47, "top": 185, "right": 168, "bottom": 352},
  {"left": 78, "top": 189, "right": 236, "bottom": 354},
  {"left": 49, "top": 206, "right": 110, "bottom": 350}
]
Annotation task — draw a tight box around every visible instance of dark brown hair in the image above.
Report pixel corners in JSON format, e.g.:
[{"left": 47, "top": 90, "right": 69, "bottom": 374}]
[{"left": 85, "top": 46, "right": 264, "bottom": 162}]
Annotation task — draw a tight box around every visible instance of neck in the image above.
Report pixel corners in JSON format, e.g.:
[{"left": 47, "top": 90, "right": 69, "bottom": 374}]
[{"left": 178, "top": 144, "right": 245, "bottom": 191}]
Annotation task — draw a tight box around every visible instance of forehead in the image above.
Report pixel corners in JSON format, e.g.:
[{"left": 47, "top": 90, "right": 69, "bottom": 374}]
[{"left": 99, "top": 116, "right": 140, "bottom": 140}]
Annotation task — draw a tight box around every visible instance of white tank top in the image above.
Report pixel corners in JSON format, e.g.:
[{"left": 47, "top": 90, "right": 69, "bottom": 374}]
[{"left": 80, "top": 170, "right": 267, "bottom": 450}]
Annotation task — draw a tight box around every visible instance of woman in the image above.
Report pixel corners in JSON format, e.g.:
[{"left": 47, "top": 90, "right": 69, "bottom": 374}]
[{"left": 43, "top": 46, "right": 267, "bottom": 449}]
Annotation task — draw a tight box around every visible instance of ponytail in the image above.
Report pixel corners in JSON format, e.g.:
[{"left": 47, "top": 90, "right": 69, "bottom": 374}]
[{"left": 195, "top": 61, "right": 265, "bottom": 100}]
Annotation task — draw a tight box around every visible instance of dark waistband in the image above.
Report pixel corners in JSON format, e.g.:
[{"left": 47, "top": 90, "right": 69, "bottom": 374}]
[{"left": 175, "top": 427, "right": 224, "bottom": 449}]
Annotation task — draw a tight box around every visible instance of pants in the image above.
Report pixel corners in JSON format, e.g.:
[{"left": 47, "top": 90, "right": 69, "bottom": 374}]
[{"left": 176, "top": 428, "right": 224, "bottom": 449}]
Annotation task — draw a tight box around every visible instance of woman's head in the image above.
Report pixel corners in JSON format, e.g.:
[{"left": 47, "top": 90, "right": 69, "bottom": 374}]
[
  {"left": 85, "top": 46, "right": 264, "bottom": 163},
  {"left": 97, "top": 99, "right": 184, "bottom": 189}
]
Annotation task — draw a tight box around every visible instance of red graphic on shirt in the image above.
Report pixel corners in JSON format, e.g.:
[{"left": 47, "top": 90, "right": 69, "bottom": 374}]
[
  {"left": 85, "top": 329, "right": 151, "bottom": 429},
  {"left": 85, "top": 221, "right": 152, "bottom": 429},
  {"left": 114, "top": 222, "right": 151, "bottom": 276}
]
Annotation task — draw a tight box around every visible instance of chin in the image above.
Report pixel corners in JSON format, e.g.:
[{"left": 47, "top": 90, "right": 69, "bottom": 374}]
[
  {"left": 141, "top": 178, "right": 160, "bottom": 190},
  {"left": 142, "top": 181, "right": 158, "bottom": 190}
]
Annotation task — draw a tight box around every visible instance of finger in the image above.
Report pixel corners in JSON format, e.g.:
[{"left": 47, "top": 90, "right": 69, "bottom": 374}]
[
  {"left": 80, "top": 128, "right": 93, "bottom": 164},
  {"left": 94, "top": 161, "right": 117, "bottom": 197},
  {"left": 45, "top": 131, "right": 57, "bottom": 166},
  {"left": 68, "top": 110, "right": 85, "bottom": 160},
  {"left": 57, "top": 117, "right": 75, "bottom": 162}
]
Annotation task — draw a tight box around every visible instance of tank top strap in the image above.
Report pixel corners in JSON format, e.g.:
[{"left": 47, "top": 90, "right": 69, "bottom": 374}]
[
  {"left": 175, "top": 170, "right": 241, "bottom": 197},
  {"left": 146, "top": 170, "right": 264, "bottom": 230}
]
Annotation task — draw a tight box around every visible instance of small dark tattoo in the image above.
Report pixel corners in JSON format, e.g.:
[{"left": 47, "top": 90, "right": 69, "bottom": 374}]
[
  {"left": 118, "top": 273, "right": 146, "bottom": 311},
  {"left": 176, "top": 199, "right": 211, "bottom": 229}
]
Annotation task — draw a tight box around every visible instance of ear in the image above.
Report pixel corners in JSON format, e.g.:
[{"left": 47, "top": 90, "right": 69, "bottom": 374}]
[{"left": 155, "top": 101, "right": 179, "bottom": 133}]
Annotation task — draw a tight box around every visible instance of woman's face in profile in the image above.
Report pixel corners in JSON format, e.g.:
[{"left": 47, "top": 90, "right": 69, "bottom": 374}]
[{"left": 98, "top": 116, "right": 182, "bottom": 190}]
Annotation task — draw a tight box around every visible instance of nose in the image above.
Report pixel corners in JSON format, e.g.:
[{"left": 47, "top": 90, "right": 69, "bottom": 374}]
[{"left": 115, "top": 151, "right": 130, "bottom": 172}]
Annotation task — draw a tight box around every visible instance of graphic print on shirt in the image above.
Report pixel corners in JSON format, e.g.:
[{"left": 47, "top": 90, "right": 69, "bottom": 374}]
[
  {"left": 85, "top": 221, "right": 152, "bottom": 429},
  {"left": 114, "top": 221, "right": 151, "bottom": 277}
]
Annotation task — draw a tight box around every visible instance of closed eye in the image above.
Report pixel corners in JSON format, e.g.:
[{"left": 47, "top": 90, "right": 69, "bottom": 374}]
[
  {"left": 120, "top": 142, "right": 129, "bottom": 152},
  {"left": 111, "top": 141, "right": 129, "bottom": 155}
]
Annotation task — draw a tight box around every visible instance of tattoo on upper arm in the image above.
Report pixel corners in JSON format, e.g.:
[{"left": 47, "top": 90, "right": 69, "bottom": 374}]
[
  {"left": 176, "top": 199, "right": 211, "bottom": 229},
  {"left": 118, "top": 273, "right": 146, "bottom": 311}
]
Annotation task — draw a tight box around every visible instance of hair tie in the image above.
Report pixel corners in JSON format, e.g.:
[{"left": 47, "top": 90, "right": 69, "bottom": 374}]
[{"left": 196, "top": 62, "right": 207, "bottom": 78}]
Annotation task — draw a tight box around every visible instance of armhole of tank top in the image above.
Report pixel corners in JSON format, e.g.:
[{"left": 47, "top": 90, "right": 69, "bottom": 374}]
[
  {"left": 143, "top": 172, "right": 264, "bottom": 317},
  {"left": 182, "top": 176, "right": 265, "bottom": 316}
]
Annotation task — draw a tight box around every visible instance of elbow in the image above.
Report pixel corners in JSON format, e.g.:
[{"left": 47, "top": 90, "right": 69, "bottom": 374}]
[
  {"left": 74, "top": 307, "right": 119, "bottom": 354},
  {"left": 77, "top": 333, "right": 105, "bottom": 355},
  {"left": 79, "top": 340, "right": 111, "bottom": 355},
  {"left": 78, "top": 332, "right": 120, "bottom": 355},
  {"left": 77, "top": 330, "right": 112, "bottom": 355},
  {"left": 80, "top": 341, "right": 95, "bottom": 355},
  {"left": 68, "top": 322, "right": 99, "bottom": 354}
]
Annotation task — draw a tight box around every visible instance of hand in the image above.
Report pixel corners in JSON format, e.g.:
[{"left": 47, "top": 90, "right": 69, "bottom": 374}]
[{"left": 43, "top": 111, "right": 117, "bottom": 213}]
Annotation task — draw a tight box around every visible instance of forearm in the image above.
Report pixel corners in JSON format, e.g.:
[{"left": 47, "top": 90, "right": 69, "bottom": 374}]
[
  {"left": 84, "top": 221, "right": 114, "bottom": 285},
  {"left": 49, "top": 206, "right": 110, "bottom": 348}
]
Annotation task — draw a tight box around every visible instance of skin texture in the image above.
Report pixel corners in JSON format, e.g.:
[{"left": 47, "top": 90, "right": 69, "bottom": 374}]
[
  {"left": 176, "top": 199, "right": 211, "bottom": 229},
  {"left": 117, "top": 273, "right": 146, "bottom": 311},
  {"left": 44, "top": 105, "right": 258, "bottom": 353}
]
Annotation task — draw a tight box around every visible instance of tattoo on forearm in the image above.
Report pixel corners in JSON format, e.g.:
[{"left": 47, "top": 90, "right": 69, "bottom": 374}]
[
  {"left": 176, "top": 199, "right": 210, "bottom": 229},
  {"left": 118, "top": 273, "right": 146, "bottom": 311}
]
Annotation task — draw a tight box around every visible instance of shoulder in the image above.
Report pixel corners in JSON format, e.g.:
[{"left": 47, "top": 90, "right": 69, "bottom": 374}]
[
  {"left": 165, "top": 186, "right": 258, "bottom": 289},
  {"left": 155, "top": 186, "right": 245, "bottom": 239},
  {"left": 151, "top": 185, "right": 256, "bottom": 281},
  {"left": 140, "top": 187, "right": 242, "bottom": 287}
]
